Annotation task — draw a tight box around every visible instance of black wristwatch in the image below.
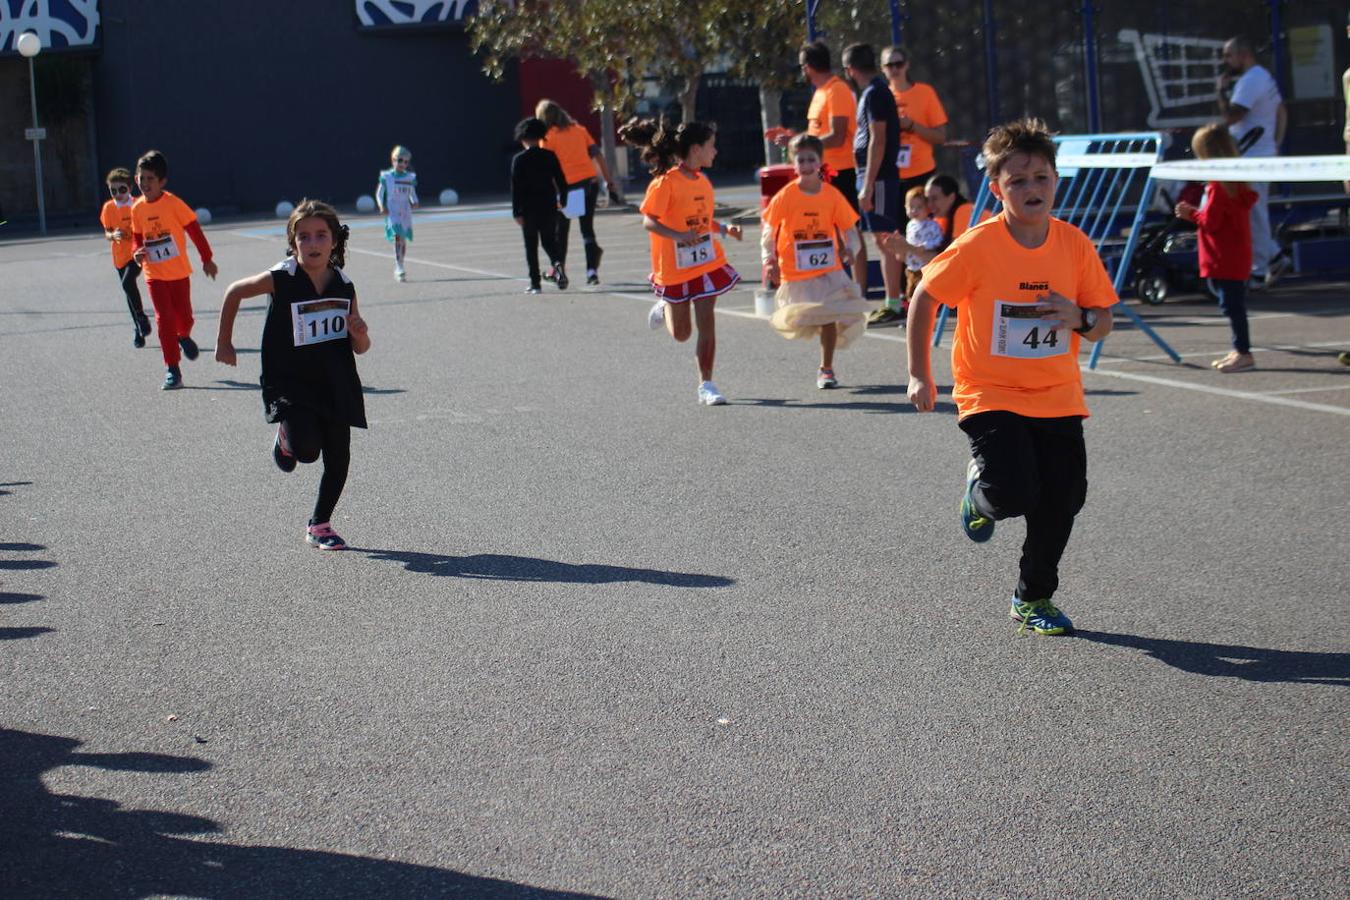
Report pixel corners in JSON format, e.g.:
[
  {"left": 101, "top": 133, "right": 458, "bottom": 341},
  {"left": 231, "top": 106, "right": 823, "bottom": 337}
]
[{"left": 1074, "top": 308, "right": 1097, "bottom": 335}]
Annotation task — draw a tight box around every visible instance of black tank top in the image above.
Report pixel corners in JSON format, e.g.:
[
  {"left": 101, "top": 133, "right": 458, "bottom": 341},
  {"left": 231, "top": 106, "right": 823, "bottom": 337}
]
[{"left": 259, "top": 257, "right": 366, "bottom": 428}]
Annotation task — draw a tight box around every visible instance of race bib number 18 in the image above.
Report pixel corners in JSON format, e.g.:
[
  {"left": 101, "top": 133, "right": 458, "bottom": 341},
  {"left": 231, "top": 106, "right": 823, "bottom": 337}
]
[
  {"left": 991, "top": 300, "right": 1068, "bottom": 359},
  {"left": 676, "top": 233, "right": 714, "bottom": 269},
  {"left": 291, "top": 298, "right": 350, "bottom": 348}
]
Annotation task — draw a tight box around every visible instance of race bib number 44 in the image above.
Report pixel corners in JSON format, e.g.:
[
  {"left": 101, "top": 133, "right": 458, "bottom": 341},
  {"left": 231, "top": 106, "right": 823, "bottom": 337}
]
[
  {"left": 794, "top": 239, "right": 835, "bottom": 272},
  {"left": 145, "top": 235, "right": 180, "bottom": 263},
  {"left": 991, "top": 300, "right": 1068, "bottom": 359},
  {"left": 291, "top": 298, "right": 350, "bottom": 348},
  {"left": 676, "top": 233, "right": 714, "bottom": 269}
]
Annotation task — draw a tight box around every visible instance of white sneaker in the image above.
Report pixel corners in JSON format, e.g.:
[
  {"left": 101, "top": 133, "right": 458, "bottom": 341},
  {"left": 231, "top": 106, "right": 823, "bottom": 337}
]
[
  {"left": 394, "top": 266, "right": 406, "bottom": 282},
  {"left": 647, "top": 300, "right": 666, "bottom": 330},
  {"left": 698, "top": 381, "right": 726, "bottom": 406}
]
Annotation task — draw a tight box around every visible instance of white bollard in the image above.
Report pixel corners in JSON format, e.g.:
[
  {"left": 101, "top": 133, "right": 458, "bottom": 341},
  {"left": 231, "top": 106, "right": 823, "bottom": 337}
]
[
  {"left": 753, "top": 288, "right": 776, "bottom": 318},
  {"left": 194, "top": 208, "right": 212, "bottom": 225},
  {"left": 355, "top": 194, "right": 376, "bottom": 214},
  {"left": 439, "top": 188, "right": 459, "bottom": 206},
  {"left": 275, "top": 200, "right": 294, "bottom": 219}
]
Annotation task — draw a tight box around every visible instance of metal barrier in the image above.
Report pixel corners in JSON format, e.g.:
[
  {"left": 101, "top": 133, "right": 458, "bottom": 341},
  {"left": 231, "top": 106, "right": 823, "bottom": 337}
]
[{"left": 933, "top": 132, "right": 1181, "bottom": 369}]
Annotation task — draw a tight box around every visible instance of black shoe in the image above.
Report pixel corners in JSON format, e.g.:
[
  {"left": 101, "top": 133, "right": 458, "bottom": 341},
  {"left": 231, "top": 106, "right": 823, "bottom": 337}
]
[
  {"left": 555, "top": 264, "right": 569, "bottom": 291},
  {"left": 866, "top": 307, "right": 906, "bottom": 328},
  {"left": 586, "top": 273, "right": 600, "bottom": 286},
  {"left": 162, "top": 366, "right": 183, "bottom": 390},
  {"left": 178, "top": 336, "right": 199, "bottom": 361},
  {"left": 272, "top": 431, "right": 297, "bottom": 472},
  {"left": 542, "top": 266, "right": 558, "bottom": 284},
  {"left": 133, "top": 329, "right": 146, "bottom": 349}
]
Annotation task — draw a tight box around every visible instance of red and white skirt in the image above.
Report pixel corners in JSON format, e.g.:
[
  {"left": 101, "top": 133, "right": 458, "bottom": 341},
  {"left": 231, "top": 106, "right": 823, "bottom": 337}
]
[{"left": 650, "top": 264, "right": 740, "bottom": 303}]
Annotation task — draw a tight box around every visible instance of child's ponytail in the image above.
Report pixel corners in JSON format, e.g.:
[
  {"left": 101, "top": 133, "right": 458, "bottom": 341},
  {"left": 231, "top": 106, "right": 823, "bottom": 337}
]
[{"left": 619, "top": 117, "right": 716, "bottom": 175}]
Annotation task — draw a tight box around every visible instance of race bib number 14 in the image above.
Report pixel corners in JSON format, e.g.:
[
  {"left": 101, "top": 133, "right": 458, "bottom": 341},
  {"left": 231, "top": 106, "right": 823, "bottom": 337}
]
[
  {"left": 991, "top": 300, "right": 1068, "bottom": 359},
  {"left": 291, "top": 298, "right": 350, "bottom": 348},
  {"left": 145, "top": 235, "right": 180, "bottom": 263}
]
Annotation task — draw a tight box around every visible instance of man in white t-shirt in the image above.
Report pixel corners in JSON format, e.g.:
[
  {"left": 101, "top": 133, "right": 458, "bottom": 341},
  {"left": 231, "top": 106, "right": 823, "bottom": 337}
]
[{"left": 1218, "top": 36, "right": 1288, "bottom": 286}]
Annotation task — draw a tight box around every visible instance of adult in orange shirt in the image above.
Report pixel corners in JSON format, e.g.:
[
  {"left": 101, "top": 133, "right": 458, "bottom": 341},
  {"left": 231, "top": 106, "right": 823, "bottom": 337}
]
[
  {"left": 99, "top": 167, "right": 153, "bottom": 348},
  {"left": 906, "top": 119, "right": 1116, "bottom": 637},
  {"left": 870, "top": 45, "right": 948, "bottom": 326},
  {"left": 537, "top": 100, "right": 619, "bottom": 286},
  {"left": 620, "top": 117, "right": 743, "bottom": 406},
  {"left": 129, "top": 149, "right": 218, "bottom": 390}
]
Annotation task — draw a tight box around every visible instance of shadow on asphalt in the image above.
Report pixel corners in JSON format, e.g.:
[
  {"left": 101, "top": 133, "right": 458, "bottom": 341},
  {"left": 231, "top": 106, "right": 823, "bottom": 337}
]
[
  {"left": 1074, "top": 630, "right": 1350, "bottom": 686},
  {"left": 1, "top": 487, "right": 54, "bottom": 642},
  {"left": 0, "top": 727, "right": 604, "bottom": 898},
  {"left": 359, "top": 549, "right": 734, "bottom": 587}
]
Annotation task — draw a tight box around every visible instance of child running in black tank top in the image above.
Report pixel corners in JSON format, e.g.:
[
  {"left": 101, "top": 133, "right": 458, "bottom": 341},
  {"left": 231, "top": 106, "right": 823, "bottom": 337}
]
[{"left": 215, "top": 200, "right": 372, "bottom": 550}]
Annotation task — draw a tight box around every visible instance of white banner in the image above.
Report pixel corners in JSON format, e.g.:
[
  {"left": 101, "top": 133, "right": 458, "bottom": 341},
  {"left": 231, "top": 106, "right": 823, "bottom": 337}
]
[{"left": 1150, "top": 156, "right": 1350, "bottom": 183}]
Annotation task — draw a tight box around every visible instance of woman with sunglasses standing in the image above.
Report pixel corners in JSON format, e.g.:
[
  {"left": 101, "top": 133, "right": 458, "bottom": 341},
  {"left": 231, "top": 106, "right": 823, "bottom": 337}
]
[
  {"left": 99, "top": 167, "right": 153, "bottom": 347},
  {"left": 870, "top": 45, "right": 949, "bottom": 327}
]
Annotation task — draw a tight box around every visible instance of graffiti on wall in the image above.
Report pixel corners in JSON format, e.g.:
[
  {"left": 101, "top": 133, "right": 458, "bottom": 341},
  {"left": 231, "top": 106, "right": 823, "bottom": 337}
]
[
  {"left": 1, "top": 0, "right": 99, "bottom": 54},
  {"left": 355, "top": 0, "right": 476, "bottom": 29}
]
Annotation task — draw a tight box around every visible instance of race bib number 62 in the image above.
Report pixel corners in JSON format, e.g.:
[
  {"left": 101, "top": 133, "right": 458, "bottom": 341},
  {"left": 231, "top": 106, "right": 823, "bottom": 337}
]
[
  {"left": 291, "top": 298, "right": 350, "bottom": 348},
  {"left": 991, "top": 300, "right": 1068, "bottom": 359}
]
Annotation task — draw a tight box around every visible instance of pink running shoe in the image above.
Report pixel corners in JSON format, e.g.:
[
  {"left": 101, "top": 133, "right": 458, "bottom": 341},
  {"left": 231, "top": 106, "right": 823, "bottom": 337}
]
[{"left": 305, "top": 522, "right": 346, "bottom": 551}]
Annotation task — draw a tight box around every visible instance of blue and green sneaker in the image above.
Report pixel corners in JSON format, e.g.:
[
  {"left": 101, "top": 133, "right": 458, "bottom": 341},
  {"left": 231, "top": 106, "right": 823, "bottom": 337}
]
[
  {"left": 1009, "top": 597, "right": 1074, "bottom": 635},
  {"left": 961, "top": 459, "right": 995, "bottom": 542}
]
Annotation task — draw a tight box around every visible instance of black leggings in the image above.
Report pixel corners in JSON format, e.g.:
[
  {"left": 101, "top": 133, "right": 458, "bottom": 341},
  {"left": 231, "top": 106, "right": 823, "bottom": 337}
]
[
  {"left": 520, "top": 210, "right": 561, "bottom": 285},
  {"left": 116, "top": 261, "right": 148, "bottom": 328},
  {"left": 279, "top": 408, "right": 351, "bottom": 525},
  {"left": 959, "top": 411, "right": 1088, "bottom": 602},
  {"left": 556, "top": 179, "right": 602, "bottom": 271}
]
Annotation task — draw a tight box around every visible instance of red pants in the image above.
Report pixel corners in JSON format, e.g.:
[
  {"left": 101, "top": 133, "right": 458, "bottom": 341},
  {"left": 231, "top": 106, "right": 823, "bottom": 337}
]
[{"left": 146, "top": 277, "right": 194, "bottom": 366}]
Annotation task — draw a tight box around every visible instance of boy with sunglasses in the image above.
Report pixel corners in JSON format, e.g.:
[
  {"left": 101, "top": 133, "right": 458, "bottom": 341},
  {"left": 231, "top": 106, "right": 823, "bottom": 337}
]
[{"left": 99, "top": 168, "right": 153, "bottom": 348}]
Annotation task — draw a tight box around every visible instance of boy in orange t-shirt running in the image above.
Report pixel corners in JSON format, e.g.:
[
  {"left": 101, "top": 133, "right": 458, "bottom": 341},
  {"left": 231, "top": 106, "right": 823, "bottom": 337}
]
[
  {"left": 130, "top": 149, "right": 218, "bottom": 390},
  {"left": 99, "top": 167, "right": 153, "bottom": 348},
  {"left": 906, "top": 119, "right": 1116, "bottom": 636}
]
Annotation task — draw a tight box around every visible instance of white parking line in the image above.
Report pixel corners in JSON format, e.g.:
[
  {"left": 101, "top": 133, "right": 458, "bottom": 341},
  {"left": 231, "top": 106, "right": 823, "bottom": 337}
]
[{"left": 1084, "top": 367, "right": 1350, "bottom": 416}]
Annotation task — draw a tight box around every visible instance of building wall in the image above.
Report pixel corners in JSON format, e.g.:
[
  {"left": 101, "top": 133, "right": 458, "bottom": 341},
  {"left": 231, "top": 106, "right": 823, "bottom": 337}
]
[{"left": 90, "top": 0, "right": 520, "bottom": 217}]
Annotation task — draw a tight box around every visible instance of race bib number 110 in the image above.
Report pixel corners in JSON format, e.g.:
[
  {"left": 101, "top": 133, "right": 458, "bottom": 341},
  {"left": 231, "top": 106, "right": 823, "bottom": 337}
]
[
  {"left": 991, "top": 300, "right": 1068, "bottom": 359},
  {"left": 291, "top": 298, "right": 350, "bottom": 348}
]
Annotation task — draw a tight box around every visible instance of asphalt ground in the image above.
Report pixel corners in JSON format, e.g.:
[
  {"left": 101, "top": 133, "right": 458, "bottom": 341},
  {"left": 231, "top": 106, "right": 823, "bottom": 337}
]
[{"left": 1, "top": 190, "right": 1347, "bottom": 898}]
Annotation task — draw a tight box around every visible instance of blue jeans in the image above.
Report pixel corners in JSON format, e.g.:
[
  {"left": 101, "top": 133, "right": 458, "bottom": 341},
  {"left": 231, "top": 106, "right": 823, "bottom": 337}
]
[{"left": 1212, "top": 279, "right": 1250, "bottom": 353}]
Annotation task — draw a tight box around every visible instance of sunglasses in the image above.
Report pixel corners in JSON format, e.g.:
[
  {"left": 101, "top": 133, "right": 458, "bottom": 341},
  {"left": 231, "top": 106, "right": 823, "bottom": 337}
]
[
  {"left": 108, "top": 185, "right": 130, "bottom": 194},
  {"left": 884, "top": 60, "right": 908, "bottom": 68}
]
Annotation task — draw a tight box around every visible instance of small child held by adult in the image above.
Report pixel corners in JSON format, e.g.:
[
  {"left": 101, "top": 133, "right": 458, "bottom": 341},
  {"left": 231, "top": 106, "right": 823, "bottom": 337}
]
[
  {"left": 216, "top": 200, "right": 371, "bottom": 551},
  {"left": 761, "top": 134, "right": 870, "bottom": 389},
  {"left": 1174, "top": 123, "right": 1258, "bottom": 373},
  {"left": 906, "top": 118, "right": 1116, "bottom": 636},
  {"left": 511, "top": 117, "right": 569, "bottom": 293},
  {"left": 99, "top": 167, "right": 152, "bottom": 347},
  {"left": 129, "top": 149, "right": 218, "bottom": 390},
  {"left": 377, "top": 145, "right": 418, "bottom": 282},
  {"left": 900, "top": 185, "right": 944, "bottom": 302}
]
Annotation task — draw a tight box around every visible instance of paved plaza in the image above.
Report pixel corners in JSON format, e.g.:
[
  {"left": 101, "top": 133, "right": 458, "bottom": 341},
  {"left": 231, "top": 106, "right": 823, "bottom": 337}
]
[{"left": 1, "top": 192, "right": 1347, "bottom": 897}]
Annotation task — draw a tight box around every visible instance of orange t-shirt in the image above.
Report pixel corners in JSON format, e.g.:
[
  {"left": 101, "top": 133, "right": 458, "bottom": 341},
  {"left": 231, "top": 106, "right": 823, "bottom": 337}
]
[
  {"left": 890, "top": 82, "right": 947, "bottom": 179},
  {"left": 762, "top": 180, "right": 859, "bottom": 282},
  {"left": 542, "top": 124, "right": 598, "bottom": 185},
  {"left": 936, "top": 201, "right": 993, "bottom": 245},
  {"left": 639, "top": 169, "right": 727, "bottom": 286},
  {"left": 922, "top": 215, "right": 1118, "bottom": 420},
  {"left": 130, "top": 191, "right": 198, "bottom": 282},
  {"left": 99, "top": 199, "right": 136, "bottom": 269},
  {"left": 806, "top": 76, "right": 858, "bottom": 171}
]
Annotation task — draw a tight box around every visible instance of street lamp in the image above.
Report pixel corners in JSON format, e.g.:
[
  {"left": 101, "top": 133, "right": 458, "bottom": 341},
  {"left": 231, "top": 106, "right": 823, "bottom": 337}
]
[{"left": 17, "top": 30, "right": 47, "bottom": 235}]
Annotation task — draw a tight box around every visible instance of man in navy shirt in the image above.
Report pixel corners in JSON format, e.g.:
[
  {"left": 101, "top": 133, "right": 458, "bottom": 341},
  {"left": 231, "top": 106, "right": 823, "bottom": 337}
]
[{"left": 844, "top": 43, "right": 905, "bottom": 322}]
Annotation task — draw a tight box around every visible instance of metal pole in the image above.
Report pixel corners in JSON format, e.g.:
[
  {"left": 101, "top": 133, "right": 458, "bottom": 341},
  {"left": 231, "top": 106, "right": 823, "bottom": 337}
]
[
  {"left": 1082, "top": 1, "right": 1101, "bottom": 132},
  {"left": 889, "top": 0, "right": 902, "bottom": 46},
  {"left": 806, "top": 0, "right": 819, "bottom": 42},
  {"left": 1268, "top": 0, "right": 1285, "bottom": 96},
  {"left": 27, "top": 55, "right": 46, "bottom": 235}
]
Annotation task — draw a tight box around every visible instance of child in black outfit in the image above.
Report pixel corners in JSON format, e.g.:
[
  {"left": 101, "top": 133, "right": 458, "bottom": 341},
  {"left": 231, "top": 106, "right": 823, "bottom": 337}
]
[{"left": 511, "top": 117, "right": 568, "bottom": 294}]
